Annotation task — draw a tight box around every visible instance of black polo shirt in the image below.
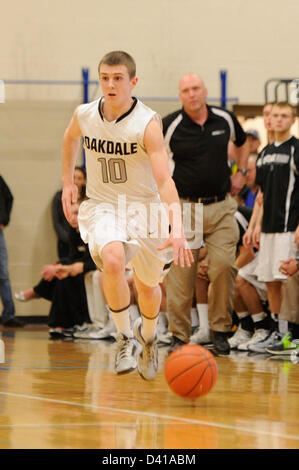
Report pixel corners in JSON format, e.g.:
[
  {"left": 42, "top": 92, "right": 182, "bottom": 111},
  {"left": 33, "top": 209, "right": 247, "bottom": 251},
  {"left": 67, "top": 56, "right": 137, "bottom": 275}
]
[
  {"left": 255, "top": 136, "right": 299, "bottom": 233},
  {"left": 162, "top": 105, "right": 246, "bottom": 198}
]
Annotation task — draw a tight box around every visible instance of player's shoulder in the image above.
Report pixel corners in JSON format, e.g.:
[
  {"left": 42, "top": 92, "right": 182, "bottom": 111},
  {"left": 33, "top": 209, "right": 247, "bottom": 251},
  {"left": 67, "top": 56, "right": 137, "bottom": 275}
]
[{"left": 76, "top": 99, "right": 99, "bottom": 118}]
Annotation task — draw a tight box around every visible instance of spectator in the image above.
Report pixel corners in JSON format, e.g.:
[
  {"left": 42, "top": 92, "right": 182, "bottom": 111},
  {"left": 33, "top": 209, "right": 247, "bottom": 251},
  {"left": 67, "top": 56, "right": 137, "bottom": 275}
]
[
  {"left": 15, "top": 202, "right": 96, "bottom": 337},
  {"left": 0, "top": 174, "right": 24, "bottom": 327},
  {"left": 52, "top": 166, "right": 86, "bottom": 258},
  {"left": 238, "top": 155, "right": 259, "bottom": 208},
  {"left": 246, "top": 129, "right": 261, "bottom": 155},
  {"left": 163, "top": 73, "right": 250, "bottom": 355}
]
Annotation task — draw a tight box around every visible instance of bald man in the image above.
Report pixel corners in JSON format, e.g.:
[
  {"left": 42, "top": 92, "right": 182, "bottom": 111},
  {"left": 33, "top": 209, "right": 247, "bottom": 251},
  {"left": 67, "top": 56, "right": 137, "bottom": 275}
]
[{"left": 163, "top": 73, "right": 249, "bottom": 355}]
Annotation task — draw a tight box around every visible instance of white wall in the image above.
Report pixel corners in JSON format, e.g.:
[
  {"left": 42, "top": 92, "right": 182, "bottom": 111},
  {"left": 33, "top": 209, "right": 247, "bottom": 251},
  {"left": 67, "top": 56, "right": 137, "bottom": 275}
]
[{"left": 1, "top": 0, "right": 299, "bottom": 103}]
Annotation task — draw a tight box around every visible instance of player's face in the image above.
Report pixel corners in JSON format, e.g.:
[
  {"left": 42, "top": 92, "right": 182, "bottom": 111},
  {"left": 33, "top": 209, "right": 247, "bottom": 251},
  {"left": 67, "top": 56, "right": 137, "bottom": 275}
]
[
  {"left": 271, "top": 106, "right": 295, "bottom": 134},
  {"left": 179, "top": 75, "right": 207, "bottom": 114},
  {"left": 99, "top": 64, "right": 138, "bottom": 106},
  {"left": 263, "top": 104, "right": 273, "bottom": 131}
]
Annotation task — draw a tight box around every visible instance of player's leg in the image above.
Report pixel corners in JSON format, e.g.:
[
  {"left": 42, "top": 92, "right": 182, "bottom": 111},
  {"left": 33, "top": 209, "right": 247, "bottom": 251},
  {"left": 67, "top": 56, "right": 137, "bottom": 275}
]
[
  {"left": 101, "top": 241, "right": 138, "bottom": 374},
  {"left": 132, "top": 273, "right": 161, "bottom": 380}
]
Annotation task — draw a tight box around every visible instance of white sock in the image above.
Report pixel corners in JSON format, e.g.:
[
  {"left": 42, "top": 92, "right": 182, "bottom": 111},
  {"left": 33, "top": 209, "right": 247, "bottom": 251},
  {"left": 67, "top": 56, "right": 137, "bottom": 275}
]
[
  {"left": 251, "top": 312, "right": 265, "bottom": 323},
  {"left": 279, "top": 319, "right": 288, "bottom": 334},
  {"left": 191, "top": 307, "right": 199, "bottom": 327},
  {"left": 110, "top": 308, "right": 133, "bottom": 338},
  {"left": 237, "top": 311, "right": 250, "bottom": 319},
  {"left": 196, "top": 304, "right": 209, "bottom": 333},
  {"left": 141, "top": 314, "right": 159, "bottom": 343}
]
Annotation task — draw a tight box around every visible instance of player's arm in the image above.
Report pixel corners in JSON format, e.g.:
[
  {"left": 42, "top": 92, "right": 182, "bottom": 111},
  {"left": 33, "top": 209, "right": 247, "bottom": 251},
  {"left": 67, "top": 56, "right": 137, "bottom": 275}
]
[
  {"left": 242, "top": 189, "right": 262, "bottom": 248},
  {"left": 144, "top": 118, "right": 193, "bottom": 268},
  {"left": 62, "top": 106, "right": 82, "bottom": 223}
]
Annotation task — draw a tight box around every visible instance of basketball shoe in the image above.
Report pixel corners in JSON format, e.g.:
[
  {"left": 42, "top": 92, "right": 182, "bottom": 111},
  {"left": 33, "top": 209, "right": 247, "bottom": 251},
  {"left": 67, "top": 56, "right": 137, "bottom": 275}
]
[
  {"left": 228, "top": 325, "right": 253, "bottom": 349},
  {"left": 237, "top": 328, "right": 270, "bottom": 351},
  {"left": 266, "top": 333, "right": 299, "bottom": 355},
  {"left": 114, "top": 333, "right": 138, "bottom": 374},
  {"left": 248, "top": 330, "right": 282, "bottom": 353},
  {"left": 189, "top": 327, "right": 211, "bottom": 345},
  {"left": 133, "top": 317, "right": 158, "bottom": 380}
]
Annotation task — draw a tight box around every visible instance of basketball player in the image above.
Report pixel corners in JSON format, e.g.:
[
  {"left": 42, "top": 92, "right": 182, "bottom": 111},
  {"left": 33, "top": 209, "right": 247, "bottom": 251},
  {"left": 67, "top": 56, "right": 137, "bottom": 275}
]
[
  {"left": 248, "top": 102, "right": 299, "bottom": 352},
  {"left": 62, "top": 51, "right": 193, "bottom": 380}
]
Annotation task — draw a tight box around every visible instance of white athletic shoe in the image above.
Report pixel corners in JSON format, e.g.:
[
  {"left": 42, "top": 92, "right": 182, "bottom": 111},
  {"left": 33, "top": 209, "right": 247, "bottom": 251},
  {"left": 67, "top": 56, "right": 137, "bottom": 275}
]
[
  {"left": 228, "top": 326, "right": 253, "bottom": 349},
  {"left": 189, "top": 327, "right": 211, "bottom": 345},
  {"left": 237, "top": 328, "right": 270, "bottom": 351},
  {"left": 114, "top": 334, "right": 138, "bottom": 375},
  {"left": 248, "top": 330, "right": 281, "bottom": 353},
  {"left": 133, "top": 317, "right": 158, "bottom": 381},
  {"left": 88, "top": 318, "right": 117, "bottom": 339}
]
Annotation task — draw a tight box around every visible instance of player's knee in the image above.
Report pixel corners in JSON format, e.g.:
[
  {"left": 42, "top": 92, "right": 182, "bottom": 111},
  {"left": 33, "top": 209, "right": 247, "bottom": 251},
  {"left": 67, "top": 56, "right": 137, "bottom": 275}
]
[
  {"left": 235, "top": 274, "right": 248, "bottom": 291},
  {"left": 101, "top": 246, "right": 126, "bottom": 277}
]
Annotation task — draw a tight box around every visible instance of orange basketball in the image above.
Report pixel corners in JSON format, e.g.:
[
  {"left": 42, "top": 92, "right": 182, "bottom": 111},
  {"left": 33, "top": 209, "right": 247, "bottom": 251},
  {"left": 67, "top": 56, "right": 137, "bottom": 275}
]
[{"left": 164, "top": 344, "right": 218, "bottom": 398}]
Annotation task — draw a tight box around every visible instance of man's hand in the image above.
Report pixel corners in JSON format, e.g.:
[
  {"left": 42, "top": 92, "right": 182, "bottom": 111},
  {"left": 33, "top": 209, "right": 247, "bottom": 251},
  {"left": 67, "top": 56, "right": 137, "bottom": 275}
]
[
  {"left": 62, "top": 184, "right": 78, "bottom": 224},
  {"left": 243, "top": 226, "right": 253, "bottom": 249},
  {"left": 158, "top": 233, "right": 194, "bottom": 268},
  {"left": 41, "top": 264, "right": 58, "bottom": 281},
  {"left": 252, "top": 224, "right": 261, "bottom": 249},
  {"left": 197, "top": 255, "right": 209, "bottom": 280},
  {"left": 279, "top": 258, "right": 298, "bottom": 277},
  {"left": 56, "top": 263, "right": 83, "bottom": 279}
]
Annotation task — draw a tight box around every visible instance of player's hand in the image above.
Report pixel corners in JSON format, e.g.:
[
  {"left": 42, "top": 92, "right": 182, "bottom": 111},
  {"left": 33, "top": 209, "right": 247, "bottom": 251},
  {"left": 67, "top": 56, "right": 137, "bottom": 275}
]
[
  {"left": 62, "top": 183, "right": 78, "bottom": 224},
  {"left": 158, "top": 234, "right": 194, "bottom": 268},
  {"left": 279, "top": 258, "right": 298, "bottom": 277},
  {"left": 242, "top": 226, "right": 253, "bottom": 248},
  {"left": 252, "top": 224, "right": 261, "bottom": 249},
  {"left": 197, "top": 255, "right": 209, "bottom": 280}
]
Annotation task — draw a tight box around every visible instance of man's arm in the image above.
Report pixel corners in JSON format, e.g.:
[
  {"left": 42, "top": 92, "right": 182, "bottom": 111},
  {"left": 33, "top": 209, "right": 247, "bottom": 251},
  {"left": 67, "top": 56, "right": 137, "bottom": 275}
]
[
  {"left": 144, "top": 118, "right": 193, "bottom": 268},
  {"left": 62, "top": 106, "right": 82, "bottom": 223},
  {"left": 230, "top": 138, "right": 250, "bottom": 195}
]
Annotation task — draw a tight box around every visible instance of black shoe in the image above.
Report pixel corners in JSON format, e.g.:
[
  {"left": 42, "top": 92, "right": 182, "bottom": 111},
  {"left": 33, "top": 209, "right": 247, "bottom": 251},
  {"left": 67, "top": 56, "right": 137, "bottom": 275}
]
[
  {"left": 168, "top": 335, "right": 186, "bottom": 355},
  {"left": 212, "top": 331, "right": 230, "bottom": 355},
  {"left": 3, "top": 317, "right": 25, "bottom": 327}
]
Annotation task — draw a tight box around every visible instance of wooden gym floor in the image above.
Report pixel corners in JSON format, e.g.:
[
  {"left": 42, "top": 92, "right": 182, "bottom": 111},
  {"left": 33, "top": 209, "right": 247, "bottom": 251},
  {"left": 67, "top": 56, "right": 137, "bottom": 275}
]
[{"left": 0, "top": 325, "right": 298, "bottom": 450}]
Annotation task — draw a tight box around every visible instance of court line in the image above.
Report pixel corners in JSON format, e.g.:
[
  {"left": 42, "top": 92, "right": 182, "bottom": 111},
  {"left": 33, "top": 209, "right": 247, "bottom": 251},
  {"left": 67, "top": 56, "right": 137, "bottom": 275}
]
[{"left": 0, "top": 391, "right": 298, "bottom": 442}]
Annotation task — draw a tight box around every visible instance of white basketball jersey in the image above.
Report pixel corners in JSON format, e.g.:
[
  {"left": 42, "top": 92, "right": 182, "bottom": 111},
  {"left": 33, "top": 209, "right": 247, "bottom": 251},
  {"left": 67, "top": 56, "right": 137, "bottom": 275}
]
[{"left": 77, "top": 97, "right": 160, "bottom": 203}]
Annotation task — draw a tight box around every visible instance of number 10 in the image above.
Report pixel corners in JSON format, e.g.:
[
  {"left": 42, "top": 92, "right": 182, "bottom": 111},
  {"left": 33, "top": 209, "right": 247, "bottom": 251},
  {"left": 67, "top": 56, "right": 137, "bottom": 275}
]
[{"left": 97, "top": 157, "right": 128, "bottom": 183}]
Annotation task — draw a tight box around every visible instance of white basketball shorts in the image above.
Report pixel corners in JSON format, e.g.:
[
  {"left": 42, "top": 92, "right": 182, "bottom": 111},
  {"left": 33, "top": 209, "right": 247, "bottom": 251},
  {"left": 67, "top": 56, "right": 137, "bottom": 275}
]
[
  {"left": 78, "top": 198, "right": 173, "bottom": 287},
  {"left": 238, "top": 252, "right": 267, "bottom": 301},
  {"left": 255, "top": 232, "right": 297, "bottom": 282}
]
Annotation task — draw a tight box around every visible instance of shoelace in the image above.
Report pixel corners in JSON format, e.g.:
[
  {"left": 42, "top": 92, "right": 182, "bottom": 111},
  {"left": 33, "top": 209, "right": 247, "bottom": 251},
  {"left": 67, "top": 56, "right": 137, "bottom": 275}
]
[
  {"left": 142, "top": 342, "right": 157, "bottom": 365},
  {"left": 117, "top": 339, "right": 134, "bottom": 361}
]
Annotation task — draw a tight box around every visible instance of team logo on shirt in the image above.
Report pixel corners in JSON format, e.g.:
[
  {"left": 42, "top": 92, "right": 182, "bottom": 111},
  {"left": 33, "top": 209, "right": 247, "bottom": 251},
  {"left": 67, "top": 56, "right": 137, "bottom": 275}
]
[
  {"left": 212, "top": 130, "right": 225, "bottom": 136},
  {"left": 84, "top": 136, "right": 138, "bottom": 156}
]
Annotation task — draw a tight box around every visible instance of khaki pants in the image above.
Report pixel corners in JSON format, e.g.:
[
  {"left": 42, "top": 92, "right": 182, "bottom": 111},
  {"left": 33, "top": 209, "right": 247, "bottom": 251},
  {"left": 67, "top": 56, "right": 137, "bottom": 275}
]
[
  {"left": 166, "top": 194, "right": 239, "bottom": 342},
  {"left": 280, "top": 271, "right": 299, "bottom": 324}
]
